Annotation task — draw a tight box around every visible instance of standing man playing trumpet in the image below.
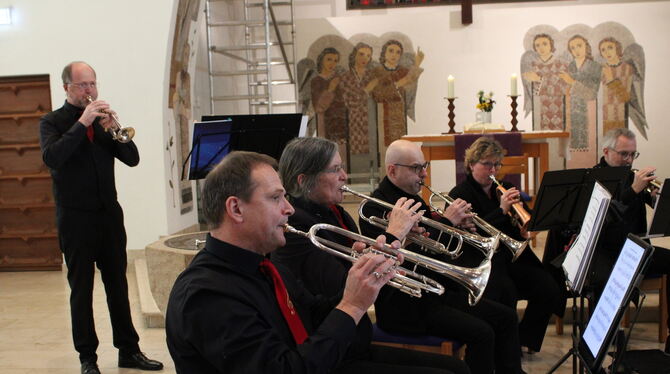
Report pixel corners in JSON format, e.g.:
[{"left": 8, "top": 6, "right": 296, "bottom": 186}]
[
  {"left": 39, "top": 61, "right": 162, "bottom": 374},
  {"left": 360, "top": 139, "right": 525, "bottom": 374},
  {"left": 449, "top": 136, "right": 560, "bottom": 355},
  {"left": 593, "top": 128, "right": 670, "bottom": 351}
]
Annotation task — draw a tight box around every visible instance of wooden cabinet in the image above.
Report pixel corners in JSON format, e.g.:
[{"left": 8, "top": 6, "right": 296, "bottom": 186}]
[{"left": 0, "top": 75, "right": 61, "bottom": 271}]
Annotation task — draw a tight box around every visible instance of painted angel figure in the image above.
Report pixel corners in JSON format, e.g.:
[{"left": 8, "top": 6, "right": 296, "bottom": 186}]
[
  {"left": 340, "top": 42, "right": 379, "bottom": 156},
  {"left": 521, "top": 33, "right": 569, "bottom": 131},
  {"left": 310, "top": 47, "right": 348, "bottom": 154},
  {"left": 370, "top": 40, "right": 424, "bottom": 146},
  {"left": 559, "top": 35, "right": 602, "bottom": 149},
  {"left": 598, "top": 37, "right": 647, "bottom": 138}
]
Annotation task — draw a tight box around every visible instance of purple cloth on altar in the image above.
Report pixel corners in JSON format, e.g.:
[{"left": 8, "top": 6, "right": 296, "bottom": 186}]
[{"left": 454, "top": 132, "right": 522, "bottom": 187}]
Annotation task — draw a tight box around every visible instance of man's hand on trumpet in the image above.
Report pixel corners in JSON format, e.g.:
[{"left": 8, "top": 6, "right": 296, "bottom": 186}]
[
  {"left": 79, "top": 99, "right": 110, "bottom": 127},
  {"left": 632, "top": 166, "right": 657, "bottom": 195},
  {"left": 385, "top": 197, "right": 424, "bottom": 241},
  {"left": 338, "top": 236, "right": 402, "bottom": 323},
  {"left": 442, "top": 198, "right": 475, "bottom": 230}
]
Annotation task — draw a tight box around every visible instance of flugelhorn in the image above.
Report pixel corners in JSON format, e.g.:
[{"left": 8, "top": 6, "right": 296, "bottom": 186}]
[
  {"left": 284, "top": 222, "right": 491, "bottom": 305},
  {"left": 632, "top": 169, "right": 663, "bottom": 193},
  {"left": 283, "top": 223, "right": 444, "bottom": 298},
  {"left": 422, "top": 182, "right": 528, "bottom": 262},
  {"left": 342, "top": 185, "right": 500, "bottom": 259},
  {"left": 489, "top": 175, "right": 531, "bottom": 233},
  {"left": 86, "top": 96, "right": 136, "bottom": 143}
]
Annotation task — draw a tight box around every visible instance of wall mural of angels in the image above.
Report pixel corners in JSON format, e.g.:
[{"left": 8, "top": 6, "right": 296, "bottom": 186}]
[
  {"left": 520, "top": 22, "right": 647, "bottom": 168},
  {"left": 298, "top": 33, "right": 423, "bottom": 180}
]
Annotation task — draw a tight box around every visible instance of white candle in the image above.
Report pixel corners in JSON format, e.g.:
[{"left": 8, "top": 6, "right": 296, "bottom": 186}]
[
  {"left": 510, "top": 73, "right": 518, "bottom": 96},
  {"left": 447, "top": 75, "right": 455, "bottom": 99}
]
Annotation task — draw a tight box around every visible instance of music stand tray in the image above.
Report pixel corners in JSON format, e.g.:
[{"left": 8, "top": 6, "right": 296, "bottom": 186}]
[{"left": 528, "top": 167, "right": 628, "bottom": 232}]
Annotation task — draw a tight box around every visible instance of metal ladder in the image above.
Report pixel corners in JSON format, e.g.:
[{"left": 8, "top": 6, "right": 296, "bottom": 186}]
[{"left": 205, "top": 0, "right": 298, "bottom": 115}]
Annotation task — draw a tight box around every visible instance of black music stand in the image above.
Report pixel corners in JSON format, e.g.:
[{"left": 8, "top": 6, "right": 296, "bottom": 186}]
[
  {"left": 577, "top": 234, "right": 655, "bottom": 374},
  {"left": 183, "top": 114, "right": 306, "bottom": 180},
  {"left": 533, "top": 168, "right": 626, "bottom": 374},
  {"left": 528, "top": 167, "right": 628, "bottom": 232},
  {"left": 647, "top": 178, "right": 670, "bottom": 238}
]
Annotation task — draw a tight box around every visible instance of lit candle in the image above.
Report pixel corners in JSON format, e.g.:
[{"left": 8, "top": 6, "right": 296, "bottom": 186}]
[
  {"left": 447, "top": 75, "right": 455, "bottom": 99},
  {"left": 510, "top": 73, "right": 518, "bottom": 96}
]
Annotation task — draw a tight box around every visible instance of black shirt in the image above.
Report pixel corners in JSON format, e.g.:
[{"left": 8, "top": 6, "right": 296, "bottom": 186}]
[
  {"left": 39, "top": 100, "right": 139, "bottom": 210},
  {"left": 166, "top": 234, "right": 357, "bottom": 374}
]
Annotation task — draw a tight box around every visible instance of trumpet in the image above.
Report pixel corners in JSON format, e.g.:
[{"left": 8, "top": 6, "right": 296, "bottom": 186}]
[
  {"left": 489, "top": 175, "right": 532, "bottom": 233},
  {"left": 86, "top": 96, "right": 136, "bottom": 143},
  {"left": 284, "top": 223, "right": 491, "bottom": 305},
  {"left": 284, "top": 223, "right": 443, "bottom": 298},
  {"left": 632, "top": 169, "right": 663, "bottom": 193},
  {"left": 342, "top": 185, "right": 500, "bottom": 259},
  {"left": 422, "top": 182, "right": 528, "bottom": 262}
]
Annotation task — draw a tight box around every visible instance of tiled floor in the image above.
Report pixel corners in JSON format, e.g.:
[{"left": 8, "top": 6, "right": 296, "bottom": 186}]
[{"left": 1, "top": 263, "right": 667, "bottom": 373}]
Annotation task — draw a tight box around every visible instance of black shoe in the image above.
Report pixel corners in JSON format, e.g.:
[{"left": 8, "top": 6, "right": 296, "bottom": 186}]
[
  {"left": 81, "top": 361, "right": 101, "bottom": 374},
  {"left": 118, "top": 352, "right": 163, "bottom": 371}
]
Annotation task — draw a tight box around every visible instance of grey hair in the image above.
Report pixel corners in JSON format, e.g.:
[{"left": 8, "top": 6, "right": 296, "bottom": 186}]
[
  {"left": 61, "top": 61, "right": 95, "bottom": 84},
  {"left": 279, "top": 137, "right": 338, "bottom": 199},
  {"left": 201, "top": 151, "right": 278, "bottom": 229},
  {"left": 602, "top": 128, "right": 635, "bottom": 150}
]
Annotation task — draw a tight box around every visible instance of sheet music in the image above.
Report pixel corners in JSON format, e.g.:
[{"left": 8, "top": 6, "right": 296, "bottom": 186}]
[
  {"left": 563, "top": 182, "right": 612, "bottom": 293},
  {"left": 583, "top": 237, "right": 646, "bottom": 357}
]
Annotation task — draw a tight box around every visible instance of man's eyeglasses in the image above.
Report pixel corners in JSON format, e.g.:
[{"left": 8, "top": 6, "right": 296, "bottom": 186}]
[
  {"left": 609, "top": 148, "right": 640, "bottom": 160},
  {"left": 478, "top": 161, "right": 503, "bottom": 169},
  {"left": 69, "top": 81, "right": 97, "bottom": 90},
  {"left": 394, "top": 162, "right": 430, "bottom": 174},
  {"left": 324, "top": 164, "right": 346, "bottom": 174}
]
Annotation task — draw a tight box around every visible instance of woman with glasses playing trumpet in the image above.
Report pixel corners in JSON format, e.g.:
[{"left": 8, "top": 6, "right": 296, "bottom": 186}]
[
  {"left": 272, "top": 137, "right": 470, "bottom": 374},
  {"left": 359, "top": 139, "right": 525, "bottom": 374},
  {"left": 449, "top": 136, "right": 560, "bottom": 355}
]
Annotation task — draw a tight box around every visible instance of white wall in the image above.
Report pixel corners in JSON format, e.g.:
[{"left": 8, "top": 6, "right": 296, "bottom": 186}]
[
  {"left": 0, "top": 0, "right": 186, "bottom": 250},
  {"left": 293, "top": 0, "right": 670, "bottom": 191}
]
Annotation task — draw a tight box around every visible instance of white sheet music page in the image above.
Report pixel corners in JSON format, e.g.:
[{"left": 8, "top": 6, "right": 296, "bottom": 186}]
[{"left": 563, "top": 181, "right": 612, "bottom": 293}]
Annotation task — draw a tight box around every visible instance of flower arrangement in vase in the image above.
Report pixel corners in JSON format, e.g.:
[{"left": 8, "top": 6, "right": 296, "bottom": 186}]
[{"left": 475, "top": 90, "right": 495, "bottom": 123}]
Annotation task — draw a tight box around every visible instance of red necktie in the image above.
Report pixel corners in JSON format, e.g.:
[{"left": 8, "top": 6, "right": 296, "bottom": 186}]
[
  {"left": 259, "top": 259, "right": 308, "bottom": 344},
  {"left": 330, "top": 205, "right": 353, "bottom": 246},
  {"left": 86, "top": 125, "right": 94, "bottom": 142}
]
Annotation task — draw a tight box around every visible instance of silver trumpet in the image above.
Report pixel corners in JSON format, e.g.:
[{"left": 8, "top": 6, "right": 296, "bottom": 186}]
[
  {"left": 284, "top": 223, "right": 491, "bottom": 305},
  {"left": 86, "top": 96, "right": 136, "bottom": 143},
  {"left": 283, "top": 223, "right": 444, "bottom": 298},
  {"left": 422, "top": 182, "right": 528, "bottom": 262},
  {"left": 343, "top": 185, "right": 500, "bottom": 260}
]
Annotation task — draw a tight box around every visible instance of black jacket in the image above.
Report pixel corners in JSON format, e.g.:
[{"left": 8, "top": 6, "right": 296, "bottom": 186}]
[{"left": 39, "top": 101, "right": 139, "bottom": 210}]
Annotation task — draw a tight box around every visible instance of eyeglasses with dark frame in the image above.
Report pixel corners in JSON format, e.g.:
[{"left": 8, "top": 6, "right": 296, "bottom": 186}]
[
  {"left": 609, "top": 148, "right": 640, "bottom": 160},
  {"left": 394, "top": 162, "right": 430, "bottom": 174},
  {"left": 478, "top": 161, "right": 503, "bottom": 169}
]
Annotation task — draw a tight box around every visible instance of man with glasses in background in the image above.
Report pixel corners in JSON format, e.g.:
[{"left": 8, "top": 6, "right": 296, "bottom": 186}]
[
  {"left": 595, "top": 128, "right": 670, "bottom": 351},
  {"left": 40, "top": 62, "right": 163, "bottom": 374},
  {"left": 359, "top": 139, "right": 527, "bottom": 374}
]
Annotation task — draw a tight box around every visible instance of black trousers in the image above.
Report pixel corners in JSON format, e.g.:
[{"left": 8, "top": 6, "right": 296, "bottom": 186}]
[
  {"left": 443, "top": 290, "right": 523, "bottom": 374},
  {"left": 484, "top": 249, "right": 560, "bottom": 352},
  {"left": 57, "top": 202, "right": 139, "bottom": 363},
  {"left": 336, "top": 344, "right": 471, "bottom": 374}
]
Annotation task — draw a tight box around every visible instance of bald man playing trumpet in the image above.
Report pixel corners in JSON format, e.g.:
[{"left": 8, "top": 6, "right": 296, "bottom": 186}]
[{"left": 359, "top": 140, "right": 525, "bottom": 374}]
